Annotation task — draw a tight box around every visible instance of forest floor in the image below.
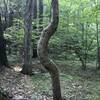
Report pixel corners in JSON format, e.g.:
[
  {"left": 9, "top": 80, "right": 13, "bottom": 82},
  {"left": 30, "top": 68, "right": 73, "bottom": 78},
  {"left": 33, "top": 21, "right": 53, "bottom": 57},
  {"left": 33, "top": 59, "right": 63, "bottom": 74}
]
[{"left": 0, "top": 60, "right": 100, "bottom": 100}]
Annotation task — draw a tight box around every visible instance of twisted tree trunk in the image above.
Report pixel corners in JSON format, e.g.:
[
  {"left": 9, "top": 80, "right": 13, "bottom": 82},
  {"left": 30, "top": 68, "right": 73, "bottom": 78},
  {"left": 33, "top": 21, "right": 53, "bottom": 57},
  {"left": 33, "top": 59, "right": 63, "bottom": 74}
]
[{"left": 37, "top": 0, "right": 62, "bottom": 100}]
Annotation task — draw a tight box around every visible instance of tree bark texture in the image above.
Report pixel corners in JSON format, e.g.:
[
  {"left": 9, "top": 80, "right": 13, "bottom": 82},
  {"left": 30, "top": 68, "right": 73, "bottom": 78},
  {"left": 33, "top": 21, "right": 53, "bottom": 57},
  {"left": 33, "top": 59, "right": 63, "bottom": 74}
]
[
  {"left": 0, "top": 15, "right": 9, "bottom": 70},
  {"left": 38, "top": 0, "right": 43, "bottom": 31},
  {"left": 33, "top": 0, "right": 37, "bottom": 29},
  {"left": 33, "top": 0, "right": 37, "bottom": 19},
  {"left": 37, "top": 0, "right": 62, "bottom": 100},
  {"left": 21, "top": 0, "right": 33, "bottom": 75}
]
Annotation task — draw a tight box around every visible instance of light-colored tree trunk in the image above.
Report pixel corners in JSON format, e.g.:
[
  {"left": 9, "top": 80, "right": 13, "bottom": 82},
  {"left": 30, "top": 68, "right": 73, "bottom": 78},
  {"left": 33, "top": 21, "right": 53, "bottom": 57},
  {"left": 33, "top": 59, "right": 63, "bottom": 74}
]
[
  {"left": 21, "top": 0, "right": 33, "bottom": 75},
  {"left": 37, "top": 0, "right": 62, "bottom": 100}
]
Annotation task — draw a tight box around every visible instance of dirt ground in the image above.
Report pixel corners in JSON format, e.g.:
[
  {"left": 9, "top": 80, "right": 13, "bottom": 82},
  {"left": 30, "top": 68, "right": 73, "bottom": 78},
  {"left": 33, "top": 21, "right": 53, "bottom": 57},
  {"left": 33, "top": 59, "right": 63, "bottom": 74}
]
[{"left": 0, "top": 61, "right": 100, "bottom": 100}]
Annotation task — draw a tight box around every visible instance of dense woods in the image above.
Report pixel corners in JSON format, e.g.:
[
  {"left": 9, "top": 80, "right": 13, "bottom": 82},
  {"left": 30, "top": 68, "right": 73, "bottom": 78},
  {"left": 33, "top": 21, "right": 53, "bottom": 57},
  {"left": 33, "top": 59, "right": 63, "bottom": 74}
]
[{"left": 0, "top": 0, "right": 100, "bottom": 100}]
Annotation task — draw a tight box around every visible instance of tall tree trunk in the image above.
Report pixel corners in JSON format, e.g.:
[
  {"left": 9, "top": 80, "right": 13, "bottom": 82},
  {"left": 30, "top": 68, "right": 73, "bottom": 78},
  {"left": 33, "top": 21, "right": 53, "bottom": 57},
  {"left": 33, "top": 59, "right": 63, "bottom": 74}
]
[
  {"left": 8, "top": 10, "right": 14, "bottom": 27},
  {"left": 84, "top": 23, "right": 88, "bottom": 70},
  {"left": 21, "top": 0, "right": 33, "bottom": 75},
  {"left": 3, "top": 0, "right": 9, "bottom": 29},
  {"left": 96, "top": 16, "right": 100, "bottom": 69},
  {"left": 66, "top": 10, "right": 69, "bottom": 33},
  {"left": 37, "top": 0, "right": 62, "bottom": 100},
  {"left": 0, "top": 15, "right": 9, "bottom": 70},
  {"left": 33, "top": 0, "right": 37, "bottom": 19},
  {"left": 38, "top": 0, "right": 43, "bottom": 31},
  {"left": 81, "top": 23, "right": 86, "bottom": 70},
  {"left": 33, "top": 0, "right": 37, "bottom": 29}
]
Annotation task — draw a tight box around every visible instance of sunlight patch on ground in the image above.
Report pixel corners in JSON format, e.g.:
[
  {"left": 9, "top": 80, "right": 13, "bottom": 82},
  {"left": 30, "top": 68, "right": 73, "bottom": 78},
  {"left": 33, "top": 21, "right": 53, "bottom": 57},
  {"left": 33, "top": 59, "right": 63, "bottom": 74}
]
[{"left": 13, "top": 64, "right": 22, "bottom": 72}]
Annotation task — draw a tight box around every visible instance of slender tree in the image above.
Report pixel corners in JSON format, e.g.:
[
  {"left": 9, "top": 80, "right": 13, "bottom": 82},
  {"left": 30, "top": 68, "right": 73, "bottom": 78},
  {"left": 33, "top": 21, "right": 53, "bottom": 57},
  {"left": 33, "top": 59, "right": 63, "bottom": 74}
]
[
  {"left": 96, "top": 15, "right": 100, "bottom": 69},
  {"left": 33, "top": 0, "right": 37, "bottom": 19},
  {"left": 8, "top": 10, "right": 14, "bottom": 27},
  {"left": 81, "top": 23, "right": 87, "bottom": 69},
  {"left": 0, "top": 0, "right": 14, "bottom": 71},
  {"left": 0, "top": 14, "right": 9, "bottom": 70},
  {"left": 3, "top": 0, "right": 9, "bottom": 28},
  {"left": 38, "top": 0, "right": 43, "bottom": 31},
  {"left": 32, "top": 0, "right": 37, "bottom": 30},
  {"left": 37, "top": 0, "right": 62, "bottom": 100},
  {"left": 21, "top": 0, "right": 33, "bottom": 75}
]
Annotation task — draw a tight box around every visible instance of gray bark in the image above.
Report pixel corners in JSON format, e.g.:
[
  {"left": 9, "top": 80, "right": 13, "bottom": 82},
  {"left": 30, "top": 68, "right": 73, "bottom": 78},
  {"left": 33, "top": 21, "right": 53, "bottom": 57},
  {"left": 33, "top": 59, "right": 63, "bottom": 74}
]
[
  {"left": 38, "top": 0, "right": 43, "bottom": 31},
  {"left": 33, "top": 0, "right": 37, "bottom": 19},
  {"left": 33, "top": 0, "right": 37, "bottom": 29},
  {"left": 21, "top": 0, "right": 33, "bottom": 75}
]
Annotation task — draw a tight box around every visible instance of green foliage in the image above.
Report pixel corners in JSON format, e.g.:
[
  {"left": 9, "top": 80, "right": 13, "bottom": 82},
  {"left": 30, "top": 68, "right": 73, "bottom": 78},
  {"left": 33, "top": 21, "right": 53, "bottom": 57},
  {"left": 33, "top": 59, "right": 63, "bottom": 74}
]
[
  {"left": 1, "top": 0, "right": 100, "bottom": 99},
  {"left": 32, "top": 74, "right": 51, "bottom": 93},
  {"left": 47, "top": 0, "right": 100, "bottom": 62},
  {"left": 0, "top": 88, "right": 10, "bottom": 100},
  {"left": 1, "top": 0, "right": 99, "bottom": 62}
]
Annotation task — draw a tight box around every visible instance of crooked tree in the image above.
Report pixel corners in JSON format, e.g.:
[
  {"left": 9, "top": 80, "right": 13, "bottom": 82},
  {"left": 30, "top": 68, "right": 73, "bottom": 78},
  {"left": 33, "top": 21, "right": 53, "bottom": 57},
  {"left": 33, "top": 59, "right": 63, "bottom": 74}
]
[{"left": 37, "top": 0, "right": 62, "bottom": 100}]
